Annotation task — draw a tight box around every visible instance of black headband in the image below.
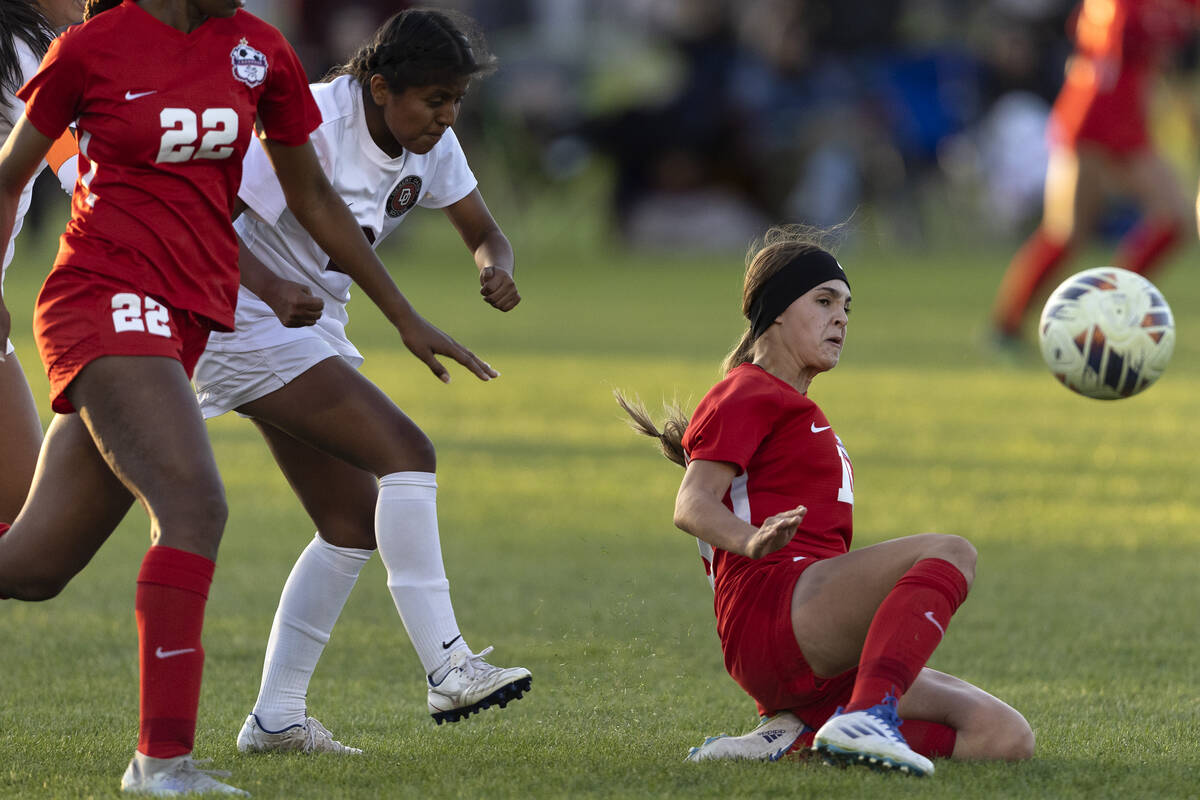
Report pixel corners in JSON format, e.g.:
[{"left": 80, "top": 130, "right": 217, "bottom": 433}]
[{"left": 748, "top": 249, "right": 849, "bottom": 340}]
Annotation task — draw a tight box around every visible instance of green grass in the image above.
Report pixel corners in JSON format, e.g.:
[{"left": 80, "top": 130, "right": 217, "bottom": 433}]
[{"left": 2, "top": 204, "right": 1199, "bottom": 799}]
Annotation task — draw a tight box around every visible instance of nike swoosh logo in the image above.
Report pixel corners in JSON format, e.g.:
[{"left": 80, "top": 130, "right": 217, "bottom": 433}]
[
  {"left": 441, "top": 634, "right": 462, "bottom": 650},
  {"left": 124, "top": 90, "right": 157, "bottom": 101},
  {"left": 923, "top": 611, "right": 945, "bottom": 638},
  {"left": 155, "top": 646, "right": 196, "bottom": 659},
  {"left": 810, "top": 423, "right": 831, "bottom": 433}
]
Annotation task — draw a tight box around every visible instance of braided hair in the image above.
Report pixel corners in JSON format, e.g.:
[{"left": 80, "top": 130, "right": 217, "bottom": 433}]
[
  {"left": 326, "top": 7, "right": 495, "bottom": 91},
  {"left": 0, "top": 0, "right": 55, "bottom": 108}
]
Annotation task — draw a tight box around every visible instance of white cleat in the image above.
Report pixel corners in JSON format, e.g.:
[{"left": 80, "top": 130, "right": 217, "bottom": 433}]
[
  {"left": 686, "top": 711, "right": 811, "bottom": 762},
  {"left": 428, "top": 646, "right": 532, "bottom": 724},
  {"left": 813, "top": 697, "right": 934, "bottom": 777},
  {"left": 236, "top": 714, "right": 362, "bottom": 755},
  {"left": 120, "top": 752, "right": 249, "bottom": 796}
]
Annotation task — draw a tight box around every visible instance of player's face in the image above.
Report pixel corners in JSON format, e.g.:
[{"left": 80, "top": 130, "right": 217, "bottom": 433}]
[
  {"left": 375, "top": 77, "right": 469, "bottom": 156},
  {"left": 37, "top": 0, "right": 84, "bottom": 28},
  {"left": 775, "top": 279, "right": 851, "bottom": 372}
]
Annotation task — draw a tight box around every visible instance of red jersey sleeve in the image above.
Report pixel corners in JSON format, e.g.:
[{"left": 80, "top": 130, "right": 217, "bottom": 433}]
[
  {"left": 256, "top": 36, "right": 320, "bottom": 146},
  {"left": 17, "top": 31, "right": 82, "bottom": 140},
  {"left": 683, "top": 369, "right": 782, "bottom": 474}
]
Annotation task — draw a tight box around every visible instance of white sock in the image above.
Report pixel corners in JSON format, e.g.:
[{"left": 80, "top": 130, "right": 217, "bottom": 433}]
[
  {"left": 252, "top": 533, "right": 372, "bottom": 731},
  {"left": 376, "top": 471, "right": 468, "bottom": 676}
]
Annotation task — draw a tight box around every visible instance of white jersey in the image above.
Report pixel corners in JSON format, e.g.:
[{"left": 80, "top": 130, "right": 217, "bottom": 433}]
[
  {"left": 204, "top": 74, "right": 478, "bottom": 360},
  {"left": 1, "top": 39, "right": 44, "bottom": 283}
]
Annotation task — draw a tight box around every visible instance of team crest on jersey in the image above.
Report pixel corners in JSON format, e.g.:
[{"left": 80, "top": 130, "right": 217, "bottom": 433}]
[
  {"left": 386, "top": 176, "right": 422, "bottom": 218},
  {"left": 231, "top": 38, "right": 268, "bottom": 88}
]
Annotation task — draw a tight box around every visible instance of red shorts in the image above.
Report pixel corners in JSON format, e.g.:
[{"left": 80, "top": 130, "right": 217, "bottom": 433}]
[
  {"left": 34, "top": 265, "right": 211, "bottom": 414},
  {"left": 717, "top": 556, "right": 856, "bottom": 729},
  {"left": 1049, "top": 62, "right": 1149, "bottom": 155}
]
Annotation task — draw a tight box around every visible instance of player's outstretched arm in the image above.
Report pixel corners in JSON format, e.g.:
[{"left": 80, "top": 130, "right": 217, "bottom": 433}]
[
  {"left": 443, "top": 189, "right": 519, "bottom": 311},
  {"left": 260, "top": 136, "right": 497, "bottom": 383},
  {"left": 674, "top": 459, "right": 805, "bottom": 559}
]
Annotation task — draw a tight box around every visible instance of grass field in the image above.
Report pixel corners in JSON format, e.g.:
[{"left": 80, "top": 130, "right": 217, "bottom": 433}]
[{"left": 2, "top": 201, "right": 1199, "bottom": 799}]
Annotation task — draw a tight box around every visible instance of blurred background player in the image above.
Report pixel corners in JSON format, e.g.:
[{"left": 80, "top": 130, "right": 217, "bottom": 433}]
[
  {"left": 0, "top": 0, "right": 81, "bottom": 522},
  {"left": 619, "top": 225, "right": 1033, "bottom": 776},
  {"left": 0, "top": 0, "right": 495, "bottom": 794},
  {"left": 193, "top": 8, "right": 530, "bottom": 754},
  {"left": 990, "top": 0, "right": 1200, "bottom": 345}
]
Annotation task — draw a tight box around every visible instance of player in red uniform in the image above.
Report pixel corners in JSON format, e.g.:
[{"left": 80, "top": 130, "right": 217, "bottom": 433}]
[
  {"left": 991, "top": 0, "right": 1198, "bottom": 345},
  {"left": 0, "top": 0, "right": 493, "bottom": 795},
  {"left": 620, "top": 226, "right": 1033, "bottom": 776}
]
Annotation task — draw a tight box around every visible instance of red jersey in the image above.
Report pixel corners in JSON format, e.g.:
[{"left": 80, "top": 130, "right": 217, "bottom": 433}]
[
  {"left": 682, "top": 363, "right": 855, "bottom": 622},
  {"left": 1051, "top": 0, "right": 1199, "bottom": 151},
  {"left": 17, "top": 1, "right": 320, "bottom": 330}
]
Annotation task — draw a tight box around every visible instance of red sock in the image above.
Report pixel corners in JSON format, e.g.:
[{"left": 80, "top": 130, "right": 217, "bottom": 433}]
[
  {"left": 1115, "top": 219, "right": 1182, "bottom": 279},
  {"left": 993, "top": 227, "right": 1070, "bottom": 336},
  {"left": 844, "top": 558, "right": 969, "bottom": 712},
  {"left": 136, "top": 546, "right": 214, "bottom": 759},
  {"left": 898, "top": 719, "right": 957, "bottom": 758},
  {"left": 789, "top": 721, "right": 956, "bottom": 758}
]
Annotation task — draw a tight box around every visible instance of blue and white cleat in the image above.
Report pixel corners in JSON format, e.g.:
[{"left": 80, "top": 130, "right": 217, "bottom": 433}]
[
  {"left": 813, "top": 697, "right": 933, "bottom": 777},
  {"left": 686, "top": 711, "right": 810, "bottom": 762}
]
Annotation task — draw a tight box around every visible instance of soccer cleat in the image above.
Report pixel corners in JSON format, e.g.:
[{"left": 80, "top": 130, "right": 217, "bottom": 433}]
[
  {"left": 813, "top": 696, "right": 934, "bottom": 777},
  {"left": 120, "top": 752, "right": 249, "bottom": 796},
  {"left": 427, "top": 646, "right": 532, "bottom": 724},
  {"left": 686, "top": 711, "right": 811, "bottom": 762},
  {"left": 236, "top": 713, "right": 362, "bottom": 755}
]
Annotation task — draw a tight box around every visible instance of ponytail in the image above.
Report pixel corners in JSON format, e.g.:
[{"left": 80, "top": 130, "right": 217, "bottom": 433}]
[{"left": 615, "top": 391, "right": 690, "bottom": 469}]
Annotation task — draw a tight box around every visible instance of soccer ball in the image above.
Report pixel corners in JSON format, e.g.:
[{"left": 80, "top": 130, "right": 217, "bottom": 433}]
[{"left": 1038, "top": 267, "right": 1175, "bottom": 400}]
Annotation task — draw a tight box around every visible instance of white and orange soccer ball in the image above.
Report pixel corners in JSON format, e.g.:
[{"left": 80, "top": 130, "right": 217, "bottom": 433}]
[{"left": 1038, "top": 267, "right": 1175, "bottom": 400}]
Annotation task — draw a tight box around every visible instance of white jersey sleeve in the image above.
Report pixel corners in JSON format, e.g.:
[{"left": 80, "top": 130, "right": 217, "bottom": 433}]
[{"left": 415, "top": 127, "right": 476, "bottom": 210}]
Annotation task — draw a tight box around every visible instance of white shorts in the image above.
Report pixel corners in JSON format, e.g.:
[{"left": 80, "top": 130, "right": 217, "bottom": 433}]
[{"left": 194, "top": 334, "right": 361, "bottom": 419}]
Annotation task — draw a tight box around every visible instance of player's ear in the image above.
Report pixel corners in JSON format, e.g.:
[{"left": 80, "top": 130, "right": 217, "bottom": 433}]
[{"left": 368, "top": 74, "right": 390, "bottom": 108}]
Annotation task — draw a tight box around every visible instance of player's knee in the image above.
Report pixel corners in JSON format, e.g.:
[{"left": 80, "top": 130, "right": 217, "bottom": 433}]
[
  {"left": 5, "top": 569, "right": 72, "bottom": 601},
  {"left": 151, "top": 485, "right": 228, "bottom": 553},
  {"left": 924, "top": 533, "right": 977, "bottom": 585},
  {"left": 990, "top": 710, "right": 1035, "bottom": 761},
  {"left": 316, "top": 516, "right": 377, "bottom": 551},
  {"left": 381, "top": 428, "right": 436, "bottom": 475}
]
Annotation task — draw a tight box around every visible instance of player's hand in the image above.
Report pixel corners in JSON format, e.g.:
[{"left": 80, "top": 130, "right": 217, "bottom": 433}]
[
  {"left": 399, "top": 314, "right": 498, "bottom": 383},
  {"left": 480, "top": 266, "right": 520, "bottom": 311},
  {"left": 263, "top": 279, "right": 324, "bottom": 328},
  {"left": 744, "top": 505, "right": 806, "bottom": 559}
]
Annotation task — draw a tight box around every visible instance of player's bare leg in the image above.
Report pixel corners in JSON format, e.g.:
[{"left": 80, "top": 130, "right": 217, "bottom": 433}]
[
  {"left": 897, "top": 668, "right": 1033, "bottom": 761},
  {"left": 66, "top": 355, "right": 241, "bottom": 795},
  {"left": 796, "top": 534, "right": 975, "bottom": 776},
  {"left": 0, "top": 353, "right": 45, "bottom": 523},
  {"left": 69, "top": 356, "right": 227, "bottom": 558},
  {"left": 0, "top": 412, "right": 133, "bottom": 599},
  {"left": 790, "top": 532, "right": 975, "bottom": 676},
  {"left": 1111, "top": 151, "right": 1190, "bottom": 277}
]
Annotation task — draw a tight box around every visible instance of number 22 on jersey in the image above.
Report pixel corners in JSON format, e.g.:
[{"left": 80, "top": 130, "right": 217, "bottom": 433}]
[{"left": 77, "top": 108, "right": 240, "bottom": 208}]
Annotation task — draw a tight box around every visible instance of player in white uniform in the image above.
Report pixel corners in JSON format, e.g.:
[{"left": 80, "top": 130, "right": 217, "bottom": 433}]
[
  {"left": 0, "top": 0, "right": 81, "bottom": 522},
  {"left": 193, "top": 8, "right": 531, "bottom": 754}
]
